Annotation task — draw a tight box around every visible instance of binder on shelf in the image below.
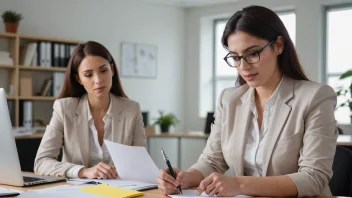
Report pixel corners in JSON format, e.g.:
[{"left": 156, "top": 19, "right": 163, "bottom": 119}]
[
  {"left": 53, "top": 72, "right": 65, "bottom": 97},
  {"left": 46, "top": 42, "right": 52, "bottom": 67},
  {"left": 53, "top": 42, "right": 60, "bottom": 67},
  {"left": 22, "top": 101, "right": 33, "bottom": 128},
  {"left": 59, "top": 43, "right": 65, "bottom": 67},
  {"left": 37, "top": 41, "right": 47, "bottom": 67}
]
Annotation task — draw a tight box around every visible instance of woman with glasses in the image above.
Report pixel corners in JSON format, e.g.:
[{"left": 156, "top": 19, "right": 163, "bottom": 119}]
[{"left": 157, "top": 5, "right": 337, "bottom": 197}]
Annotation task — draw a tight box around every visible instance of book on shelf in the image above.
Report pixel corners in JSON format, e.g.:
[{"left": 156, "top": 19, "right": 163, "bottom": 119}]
[{"left": 38, "top": 78, "right": 53, "bottom": 96}]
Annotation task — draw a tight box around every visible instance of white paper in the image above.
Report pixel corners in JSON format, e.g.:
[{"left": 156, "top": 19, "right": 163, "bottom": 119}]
[
  {"left": 169, "top": 190, "right": 252, "bottom": 198},
  {"left": 18, "top": 185, "right": 103, "bottom": 198},
  {"left": 67, "top": 178, "right": 157, "bottom": 191},
  {"left": 104, "top": 140, "right": 159, "bottom": 184},
  {"left": 0, "top": 187, "right": 20, "bottom": 195}
]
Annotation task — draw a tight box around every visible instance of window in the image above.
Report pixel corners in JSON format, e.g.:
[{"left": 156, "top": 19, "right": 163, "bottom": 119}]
[
  {"left": 213, "top": 12, "right": 296, "bottom": 109},
  {"left": 326, "top": 6, "right": 352, "bottom": 124}
]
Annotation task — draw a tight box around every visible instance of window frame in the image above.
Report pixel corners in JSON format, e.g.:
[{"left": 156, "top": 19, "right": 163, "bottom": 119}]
[
  {"left": 213, "top": 18, "right": 231, "bottom": 110},
  {"left": 323, "top": 3, "right": 352, "bottom": 83},
  {"left": 323, "top": 3, "right": 352, "bottom": 125}
]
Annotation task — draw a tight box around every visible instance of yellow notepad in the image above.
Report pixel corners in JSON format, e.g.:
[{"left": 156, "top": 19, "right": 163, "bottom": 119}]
[{"left": 80, "top": 184, "right": 144, "bottom": 198}]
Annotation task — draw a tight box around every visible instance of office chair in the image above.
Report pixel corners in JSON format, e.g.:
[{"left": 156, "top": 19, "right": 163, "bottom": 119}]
[
  {"left": 329, "top": 146, "right": 352, "bottom": 196},
  {"left": 204, "top": 112, "right": 215, "bottom": 134}
]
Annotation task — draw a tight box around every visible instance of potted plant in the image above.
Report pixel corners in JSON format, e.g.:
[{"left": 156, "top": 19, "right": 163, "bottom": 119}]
[
  {"left": 336, "top": 69, "right": 352, "bottom": 124},
  {"left": 1, "top": 10, "right": 23, "bottom": 33},
  {"left": 153, "top": 110, "right": 179, "bottom": 133}
]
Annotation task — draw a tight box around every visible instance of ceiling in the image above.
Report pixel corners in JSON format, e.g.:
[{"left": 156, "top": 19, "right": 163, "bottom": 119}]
[{"left": 139, "top": 0, "right": 240, "bottom": 8}]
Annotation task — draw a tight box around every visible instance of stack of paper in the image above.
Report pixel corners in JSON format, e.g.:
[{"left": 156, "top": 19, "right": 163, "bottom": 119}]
[{"left": 80, "top": 184, "right": 144, "bottom": 198}]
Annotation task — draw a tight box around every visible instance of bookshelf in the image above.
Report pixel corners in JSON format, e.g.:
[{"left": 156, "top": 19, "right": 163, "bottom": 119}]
[{"left": 0, "top": 32, "right": 80, "bottom": 126}]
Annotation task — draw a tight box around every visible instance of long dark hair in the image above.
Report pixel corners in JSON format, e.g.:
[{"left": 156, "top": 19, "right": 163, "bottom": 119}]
[
  {"left": 221, "top": 5, "right": 309, "bottom": 85},
  {"left": 59, "top": 41, "right": 127, "bottom": 98}
]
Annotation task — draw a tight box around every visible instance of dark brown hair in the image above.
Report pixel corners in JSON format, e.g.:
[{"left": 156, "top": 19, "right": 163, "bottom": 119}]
[
  {"left": 59, "top": 41, "right": 127, "bottom": 98},
  {"left": 221, "top": 5, "right": 309, "bottom": 85}
]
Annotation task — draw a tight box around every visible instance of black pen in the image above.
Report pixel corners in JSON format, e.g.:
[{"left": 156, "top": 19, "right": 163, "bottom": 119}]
[{"left": 161, "top": 149, "right": 183, "bottom": 194}]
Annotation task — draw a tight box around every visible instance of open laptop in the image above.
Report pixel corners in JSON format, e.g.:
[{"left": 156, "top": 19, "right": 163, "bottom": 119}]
[{"left": 0, "top": 88, "right": 65, "bottom": 186}]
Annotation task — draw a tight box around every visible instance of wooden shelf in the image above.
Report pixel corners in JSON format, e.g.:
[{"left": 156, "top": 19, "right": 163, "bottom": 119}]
[
  {"left": 19, "top": 34, "right": 80, "bottom": 44},
  {"left": 0, "top": 32, "right": 80, "bottom": 126},
  {"left": 19, "top": 96, "right": 57, "bottom": 101},
  {"left": 0, "top": 32, "right": 17, "bottom": 38},
  {"left": 0, "top": 64, "right": 15, "bottom": 69},
  {"left": 19, "top": 66, "right": 66, "bottom": 72},
  {"left": 6, "top": 96, "right": 16, "bottom": 100}
]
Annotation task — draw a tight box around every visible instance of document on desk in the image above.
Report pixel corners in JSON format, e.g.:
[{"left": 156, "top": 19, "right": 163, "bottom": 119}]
[
  {"left": 17, "top": 185, "right": 103, "bottom": 198},
  {"left": 67, "top": 178, "right": 157, "bottom": 191},
  {"left": 104, "top": 140, "right": 159, "bottom": 184},
  {"left": 169, "top": 190, "right": 252, "bottom": 198},
  {"left": 0, "top": 187, "right": 20, "bottom": 197}
]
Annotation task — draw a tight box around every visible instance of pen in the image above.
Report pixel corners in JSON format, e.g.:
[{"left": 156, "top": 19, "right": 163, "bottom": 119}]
[{"left": 161, "top": 149, "right": 183, "bottom": 194}]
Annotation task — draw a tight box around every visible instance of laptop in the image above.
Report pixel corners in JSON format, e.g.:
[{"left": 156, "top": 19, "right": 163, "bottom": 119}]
[{"left": 0, "top": 88, "right": 65, "bottom": 186}]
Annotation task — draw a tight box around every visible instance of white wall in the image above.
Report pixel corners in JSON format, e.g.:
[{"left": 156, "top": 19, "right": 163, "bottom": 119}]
[
  {"left": 185, "top": 0, "right": 352, "bottom": 131},
  {"left": 0, "top": 0, "right": 186, "bottom": 131}
]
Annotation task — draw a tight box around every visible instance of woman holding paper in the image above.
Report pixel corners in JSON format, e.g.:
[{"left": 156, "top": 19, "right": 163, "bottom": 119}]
[
  {"left": 157, "top": 5, "right": 337, "bottom": 197},
  {"left": 34, "top": 41, "right": 146, "bottom": 179}
]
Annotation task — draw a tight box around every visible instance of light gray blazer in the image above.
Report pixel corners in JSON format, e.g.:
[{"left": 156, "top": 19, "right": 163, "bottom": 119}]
[
  {"left": 34, "top": 94, "right": 146, "bottom": 177},
  {"left": 191, "top": 76, "right": 338, "bottom": 197}
]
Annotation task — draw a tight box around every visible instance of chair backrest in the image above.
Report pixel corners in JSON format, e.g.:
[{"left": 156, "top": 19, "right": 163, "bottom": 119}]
[
  {"left": 204, "top": 112, "right": 215, "bottom": 134},
  {"left": 329, "top": 146, "right": 352, "bottom": 196}
]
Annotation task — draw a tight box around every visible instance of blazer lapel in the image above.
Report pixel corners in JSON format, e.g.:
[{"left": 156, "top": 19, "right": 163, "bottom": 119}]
[
  {"left": 73, "top": 94, "right": 90, "bottom": 167},
  {"left": 111, "top": 95, "right": 125, "bottom": 143},
  {"left": 262, "top": 77, "right": 294, "bottom": 176},
  {"left": 232, "top": 87, "right": 251, "bottom": 176}
]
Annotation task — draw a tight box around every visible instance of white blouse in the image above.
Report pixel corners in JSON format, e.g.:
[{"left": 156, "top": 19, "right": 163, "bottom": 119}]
[
  {"left": 66, "top": 96, "right": 113, "bottom": 178},
  {"left": 243, "top": 77, "right": 283, "bottom": 177}
]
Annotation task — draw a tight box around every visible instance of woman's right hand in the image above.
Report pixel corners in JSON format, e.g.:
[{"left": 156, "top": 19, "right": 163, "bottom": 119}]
[
  {"left": 157, "top": 168, "right": 192, "bottom": 195},
  {"left": 78, "top": 162, "right": 118, "bottom": 179}
]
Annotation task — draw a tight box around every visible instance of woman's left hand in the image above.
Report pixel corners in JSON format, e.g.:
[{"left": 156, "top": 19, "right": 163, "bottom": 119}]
[{"left": 197, "top": 172, "right": 241, "bottom": 197}]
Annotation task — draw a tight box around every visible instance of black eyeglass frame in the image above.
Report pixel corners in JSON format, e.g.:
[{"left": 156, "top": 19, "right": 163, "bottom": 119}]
[{"left": 223, "top": 39, "right": 276, "bottom": 68}]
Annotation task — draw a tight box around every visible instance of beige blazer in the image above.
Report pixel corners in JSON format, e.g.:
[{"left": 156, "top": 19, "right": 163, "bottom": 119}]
[
  {"left": 34, "top": 94, "right": 146, "bottom": 177},
  {"left": 191, "top": 76, "right": 338, "bottom": 197}
]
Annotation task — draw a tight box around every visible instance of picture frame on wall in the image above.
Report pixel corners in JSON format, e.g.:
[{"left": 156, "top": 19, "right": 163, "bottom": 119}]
[{"left": 121, "top": 42, "right": 157, "bottom": 78}]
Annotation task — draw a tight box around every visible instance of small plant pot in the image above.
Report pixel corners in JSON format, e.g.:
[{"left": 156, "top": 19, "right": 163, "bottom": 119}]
[
  {"left": 4, "top": 22, "right": 18, "bottom": 33},
  {"left": 160, "top": 124, "right": 170, "bottom": 133}
]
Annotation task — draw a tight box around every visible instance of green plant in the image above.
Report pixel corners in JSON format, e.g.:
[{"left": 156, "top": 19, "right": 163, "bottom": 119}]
[
  {"left": 153, "top": 110, "right": 179, "bottom": 126},
  {"left": 1, "top": 10, "right": 23, "bottom": 23},
  {"left": 336, "top": 69, "right": 352, "bottom": 115}
]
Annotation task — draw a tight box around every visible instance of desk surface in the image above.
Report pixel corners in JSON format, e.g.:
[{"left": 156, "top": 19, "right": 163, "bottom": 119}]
[
  {"left": 0, "top": 181, "right": 168, "bottom": 198},
  {"left": 0, "top": 181, "right": 348, "bottom": 198}
]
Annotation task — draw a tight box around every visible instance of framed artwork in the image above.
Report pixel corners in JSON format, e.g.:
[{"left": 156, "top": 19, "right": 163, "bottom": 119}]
[{"left": 121, "top": 42, "right": 157, "bottom": 78}]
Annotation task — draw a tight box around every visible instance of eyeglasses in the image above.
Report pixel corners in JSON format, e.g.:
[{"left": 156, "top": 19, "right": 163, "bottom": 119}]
[{"left": 223, "top": 40, "right": 276, "bottom": 68}]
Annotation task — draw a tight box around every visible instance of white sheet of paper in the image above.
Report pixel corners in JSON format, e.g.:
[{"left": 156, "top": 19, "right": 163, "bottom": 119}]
[
  {"left": 67, "top": 178, "right": 157, "bottom": 190},
  {"left": 169, "top": 190, "right": 252, "bottom": 198},
  {"left": 104, "top": 140, "right": 159, "bottom": 184},
  {"left": 18, "top": 185, "right": 103, "bottom": 198},
  {"left": 0, "top": 187, "right": 21, "bottom": 195}
]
